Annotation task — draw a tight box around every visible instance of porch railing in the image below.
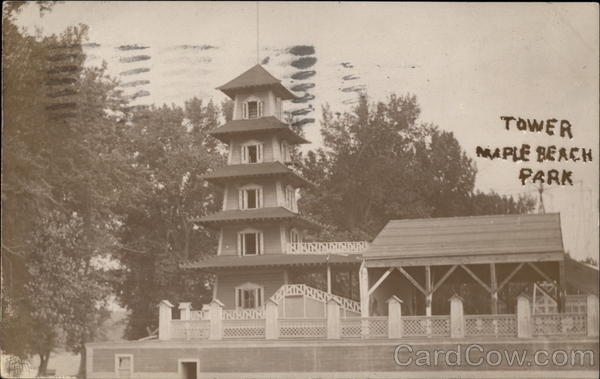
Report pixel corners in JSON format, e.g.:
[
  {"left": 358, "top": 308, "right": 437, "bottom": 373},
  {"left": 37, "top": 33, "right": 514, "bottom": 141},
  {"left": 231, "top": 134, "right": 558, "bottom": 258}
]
[
  {"left": 270, "top": 284, "right": 361, "bottom": 315},
  {"left": 403, "top": 315, "right": 451, "bottom": 338},
  {"left": 533, "top": 313, "right": 587, "bottom": 336},
  {"left": 464, "top": 314, "right": 517, "bottom": 337},
  {"left": 160, "top": 294, "right": 598, "bottom": 341},
  {"left": 286, "top": 241, "right": 369, "bottom": 255}
]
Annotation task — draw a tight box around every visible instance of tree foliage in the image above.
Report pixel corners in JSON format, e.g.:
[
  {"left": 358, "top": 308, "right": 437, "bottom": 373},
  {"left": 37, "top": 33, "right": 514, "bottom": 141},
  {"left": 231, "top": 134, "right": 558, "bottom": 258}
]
[
  {"left": 300, "top": 94, "right": 535, "bottom": 240},
  {"left": 2, "top": 5, "right": 126, "bottom": 376},
  {"left": 112, "top": 99, "right": 225, "bottom": 339}
]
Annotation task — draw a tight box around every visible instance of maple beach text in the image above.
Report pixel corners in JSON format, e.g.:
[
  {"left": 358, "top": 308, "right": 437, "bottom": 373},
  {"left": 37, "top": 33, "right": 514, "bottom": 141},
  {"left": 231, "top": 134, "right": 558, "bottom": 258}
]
[{"left": 475, "top": 116, "right": 593, "bottom": 186}]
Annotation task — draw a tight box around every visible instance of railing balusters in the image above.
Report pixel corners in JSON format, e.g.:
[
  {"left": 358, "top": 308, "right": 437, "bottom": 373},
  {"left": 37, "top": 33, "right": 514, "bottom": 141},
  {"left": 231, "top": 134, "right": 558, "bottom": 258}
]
[{"left": 286, "top": 241, "right": 369, "bottom": 255}]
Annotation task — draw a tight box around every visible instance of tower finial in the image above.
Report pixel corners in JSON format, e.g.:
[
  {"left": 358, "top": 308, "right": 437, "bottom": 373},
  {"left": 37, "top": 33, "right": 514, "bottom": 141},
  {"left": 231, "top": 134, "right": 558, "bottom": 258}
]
[
  {"left": 256, "top": 1, "right": 259, "bottom": 64},
  {"left": 537, "top": 182, "right": 545, "bottom": 214}
]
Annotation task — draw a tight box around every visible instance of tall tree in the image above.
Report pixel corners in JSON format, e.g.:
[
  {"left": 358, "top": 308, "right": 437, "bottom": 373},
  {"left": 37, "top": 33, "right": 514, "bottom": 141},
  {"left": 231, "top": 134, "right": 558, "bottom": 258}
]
[
  {"left": 2, "top": 4, "right": 127, "bottom": 375},
  {"left": 113, "top": 99, "right": 225, "bottom": 339}
]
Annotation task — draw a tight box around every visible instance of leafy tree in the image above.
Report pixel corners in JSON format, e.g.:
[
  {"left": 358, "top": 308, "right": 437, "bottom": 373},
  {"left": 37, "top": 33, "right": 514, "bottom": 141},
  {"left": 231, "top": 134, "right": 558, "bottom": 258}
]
[
  {"left": 2, "top": 5, "right": 127, "bottom": 376},
  {"left": 300, "top": 94, "right": 535, "bottom": 241},
  {"left": 112, "top": 99, "right": 225, "bottom": 339}
]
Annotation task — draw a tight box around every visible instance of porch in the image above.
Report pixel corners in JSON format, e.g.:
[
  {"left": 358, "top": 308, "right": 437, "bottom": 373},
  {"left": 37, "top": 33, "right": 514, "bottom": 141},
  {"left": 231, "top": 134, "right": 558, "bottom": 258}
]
[{"left": 157, "top": 285, "right": 598, "bottom": 341}]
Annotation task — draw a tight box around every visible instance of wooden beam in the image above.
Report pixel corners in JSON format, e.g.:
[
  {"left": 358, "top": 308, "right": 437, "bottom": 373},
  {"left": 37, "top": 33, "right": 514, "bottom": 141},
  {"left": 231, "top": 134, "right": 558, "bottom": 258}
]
[
  {"left": 535, "top": 281, "right": 559, "bottom": 304},
  {"left": 558, "top": 260, "right": 566, "bottom": 312},
  {"left": 425, "top": 265, "right": 432, "bottom": 316},
  {"left": 527, "top": 262, "right": 554, "bottom": 283},
  {"left": 432, "top": 265, "right": 458, "bottom": 294},
  {"left": 396, "top": 267, "right": 427, "bottom": 295},
  {"left": 460, "top": 264, "right": 491, "bottom": 293},
  {"left": 364, "top": 252, "right": 563, "bottom": 268},
  {"left": 368, "top": 267, "right": 393, "bottom": 295},
  {"left": 498, "top": 262, "right": 526, "bottom": 291},
  {"left": 490, "top": 263, "right": 498, "bottom": 314},
  {"left": 326, "top": 264, "right": 332, "bottom": 294},
  {"left": 212, "top": 275, "right": 219, "bottom": 300},
  {"left": 359, "top": 262, "right": 369, "bottom": 317}
]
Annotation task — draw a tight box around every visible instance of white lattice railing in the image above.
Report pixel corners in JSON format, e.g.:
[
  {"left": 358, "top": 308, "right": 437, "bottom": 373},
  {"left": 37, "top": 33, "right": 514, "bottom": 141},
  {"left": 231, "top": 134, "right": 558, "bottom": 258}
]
[
  {"left": 223, "top": 308, "right": 265, "bottom": 320},
  {"left": 170, "top": 320, "right": 210, "bottom": 340},
  {"left": 271, "top": 284, "right": 362, "bottom": 314},
  {"left": 223, "top": 319, "right": 266, "bottom": 339},
  {"left": 270, "top": 284, "right": 361, "bottom": 315},
  {"left": 279, "top": 318, "right": 327, "bottom": 338},
  {"left": 341, "top": 317, "right": 363, "bottom": 338},
  {"left": 533, "top": 313, "right": 587, "bottom": 336},
  {"left": 402, "top": 316, "right": 451, "bottom": 338},
  {"left": 464, "top": 314, "right": 517, "bottom": 337},
  {"left": 364, "top": 317, "right": 388, "bottom": 338},
  {"left": 286, "top": 241, "right": 369, "bottom": 255}
]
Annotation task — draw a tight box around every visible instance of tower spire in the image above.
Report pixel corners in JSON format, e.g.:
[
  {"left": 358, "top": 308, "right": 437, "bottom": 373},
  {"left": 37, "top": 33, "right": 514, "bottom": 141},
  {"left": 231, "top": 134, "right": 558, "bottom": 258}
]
[
  {"left": 537, "top": 182, "right": 545, "bottom": 214},
  {"left": 256, "top": 1, "right": 259, "bottom": 64}
]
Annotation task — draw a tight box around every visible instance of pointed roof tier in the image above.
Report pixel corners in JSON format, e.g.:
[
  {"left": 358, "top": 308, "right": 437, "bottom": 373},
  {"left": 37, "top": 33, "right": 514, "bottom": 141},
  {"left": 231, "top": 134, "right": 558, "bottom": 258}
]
[
  {"left": 195, "top": 206, "right": 322, "bottom": 230},
  {"left": 209, "top": 116, "right": 308, "bottom": 145},
  {"left": 203, "top": 162, "right": 315, "bottom": 188},
  {"left": 180, "top": 253, "right": 362, "bottom": 271},
  {"left": 217, "top": 64, "right": 297, "bottom": 100}
]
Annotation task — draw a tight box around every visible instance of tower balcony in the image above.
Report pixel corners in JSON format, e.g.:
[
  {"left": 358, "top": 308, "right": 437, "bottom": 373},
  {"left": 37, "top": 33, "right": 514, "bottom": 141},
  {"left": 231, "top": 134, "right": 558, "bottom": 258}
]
[{"left": 286, "top": 241, "right": 370, "bottom": 255}]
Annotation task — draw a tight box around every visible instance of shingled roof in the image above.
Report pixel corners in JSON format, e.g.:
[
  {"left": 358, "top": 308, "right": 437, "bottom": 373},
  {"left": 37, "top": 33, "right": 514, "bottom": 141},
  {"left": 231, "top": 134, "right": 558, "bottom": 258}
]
[
  {"left": 196, "top": 206, "right": 322, "bottom": 230},
  {"left": 216, "top": 64, "right": 297, "bottom": 100},
  {"left": 209, "top": 116, "right": 308, "bottom": 145},
  {"left": 365, "top": 213, "right": 565, "bottom": 266},
  {"left": 180, "top": 253, "right": 362, "bottom": 271},
  {"left": 203, "top": 162, "right": 314, "bottom": 188}
]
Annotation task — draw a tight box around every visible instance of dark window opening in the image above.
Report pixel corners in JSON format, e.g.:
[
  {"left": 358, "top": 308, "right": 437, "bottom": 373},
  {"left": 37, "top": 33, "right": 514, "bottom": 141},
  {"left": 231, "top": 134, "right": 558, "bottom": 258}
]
[
  {"left": 247, "top": 145, "right": 258, "bottom": 163},
  {"left": 247, "top": 101, "right": 258, "bottom": 119},
  {"left": 244, "top": 233, "right": 258, "bottom": 255},
  {"left": 246, "top": 189, "right": 257, "bottom": 208}
]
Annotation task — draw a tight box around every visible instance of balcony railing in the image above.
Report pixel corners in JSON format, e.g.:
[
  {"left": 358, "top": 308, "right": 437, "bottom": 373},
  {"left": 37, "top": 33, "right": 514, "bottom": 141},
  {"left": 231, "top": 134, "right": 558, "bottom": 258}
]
[
  {"left": 286, "top": 241, "right": 369, "bottom": 255},
  {"left": 160, "top": 294, "right": 599, "bottom": 341}
]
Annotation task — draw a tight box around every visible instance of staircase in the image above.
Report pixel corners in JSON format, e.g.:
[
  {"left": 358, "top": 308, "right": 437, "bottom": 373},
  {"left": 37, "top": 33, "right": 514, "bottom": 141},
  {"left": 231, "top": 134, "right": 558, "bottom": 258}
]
[{"left": 270, "top": 284, "right": 361, "bottom": 314}]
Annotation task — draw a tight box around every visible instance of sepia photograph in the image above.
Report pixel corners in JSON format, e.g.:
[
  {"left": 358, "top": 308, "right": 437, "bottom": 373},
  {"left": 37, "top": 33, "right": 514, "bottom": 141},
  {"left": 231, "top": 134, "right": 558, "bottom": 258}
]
[{"left": 1, "top": 2, "right": 598, "bottom": 378}]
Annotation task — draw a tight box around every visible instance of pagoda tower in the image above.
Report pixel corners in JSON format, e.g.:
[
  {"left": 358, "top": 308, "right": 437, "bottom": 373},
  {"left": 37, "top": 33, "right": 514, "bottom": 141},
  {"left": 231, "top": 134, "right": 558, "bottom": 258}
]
[{"left": 185, "top": 64, "right": 362, "bottom": 312}]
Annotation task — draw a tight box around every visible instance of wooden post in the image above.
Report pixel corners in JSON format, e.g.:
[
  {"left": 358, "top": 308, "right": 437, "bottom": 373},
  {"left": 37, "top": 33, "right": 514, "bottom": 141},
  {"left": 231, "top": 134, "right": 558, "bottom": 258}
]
[
  {"left": 208, "top": 299, "right": 224, "bottom": 340},
  {"left": 359, "top": 262, "right": 369, "bottom": 338},
  {"left": 326, "top": 298, "right": 341, "bottom": 339},
  {"left": 490, "top": 263, "right": 498, "bottom": 314},
  {"left": 449, "top": 294, "right": 464, "bottom": 338},
  {"left": 178, "top": 302, "right": 191, "bottom": 320},
  {"left": 158, "top": 300, "right": 173, "bottom": 341},
  {"left": 587, "top": 294, "right": 599, "bottom": 337},
  {"left": 558, "top": 261, "right": 567, "bottom": 312},
  {"left": 517, "top": 294, "right": 532, "bottom": 338},
  {"left": 359, "top": 262, "right": 369, "bottom": 317},
  {"left": 212, "top": 276, "right": 218, "bottom": 300},
  {"left": 425, "top": 266, "right": 432, "bottom": 317},
  {"left": 265, "top": 299, "right": 279, "bottom": 340},
  {"left": 327, "top": 263, "right": 332, "bottom": 294},
  {"left": 387, "top": 296, "right": 403, "bottom": 339}
]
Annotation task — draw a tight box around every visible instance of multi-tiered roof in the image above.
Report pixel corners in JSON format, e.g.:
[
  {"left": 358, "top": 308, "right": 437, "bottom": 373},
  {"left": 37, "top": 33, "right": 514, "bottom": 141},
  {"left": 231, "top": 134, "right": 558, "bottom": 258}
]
[{"left": 183, "top": 65, "right": 364, "bottom": 271}]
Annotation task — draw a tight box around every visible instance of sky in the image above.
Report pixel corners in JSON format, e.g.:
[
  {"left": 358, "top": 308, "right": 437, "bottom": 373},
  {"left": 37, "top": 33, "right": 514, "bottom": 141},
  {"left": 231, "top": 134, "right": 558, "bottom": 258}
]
[{"left": 14, "top": 2, "right": 599, "bottom": 262}]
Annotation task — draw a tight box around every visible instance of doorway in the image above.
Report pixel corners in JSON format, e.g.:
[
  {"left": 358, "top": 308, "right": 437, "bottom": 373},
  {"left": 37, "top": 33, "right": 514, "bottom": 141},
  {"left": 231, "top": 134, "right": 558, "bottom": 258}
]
[{"left": 179, "top": 360, "right": 198, "bottom": 379}]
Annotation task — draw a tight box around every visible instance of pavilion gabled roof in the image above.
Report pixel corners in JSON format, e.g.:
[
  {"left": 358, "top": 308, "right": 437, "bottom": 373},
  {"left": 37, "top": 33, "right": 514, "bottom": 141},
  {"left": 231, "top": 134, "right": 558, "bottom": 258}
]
[
  {"left": 203, "top": 162, "right": 315, "bottom": 188},
  {"left": 365, "top": 213, "right": 565, "bottom": 267},
  {"left": 195, "top": 206, "right": 322, "bottom": 230},
  {"left": 209, "top": 116, "right": 308, "bottom": 145},
  {"left": 216, "top": 64, "right": 297, "bottom": 100}
]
